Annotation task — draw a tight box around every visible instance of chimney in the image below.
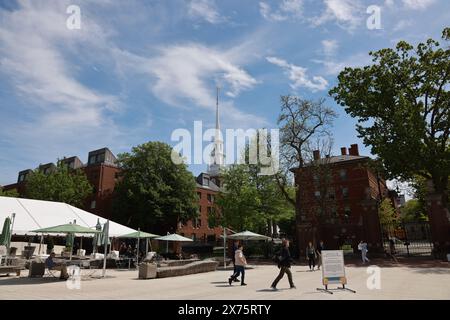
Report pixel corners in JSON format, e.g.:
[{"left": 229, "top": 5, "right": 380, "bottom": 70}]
[
  {"left": 340, "top": 147, "right": 347, "bottom": 156},
  {"left": 313, "top": 150, "right": 320, "bottom": 161},
  {"left": 349, "top": 144, "right": 359, "bottom": 156}
]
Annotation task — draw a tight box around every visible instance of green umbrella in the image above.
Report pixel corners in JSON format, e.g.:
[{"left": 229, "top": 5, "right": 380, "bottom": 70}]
[
  {"left": 119, "top": 230, "right": 159, "bottom": 265},
  {"left": 0, "top": 217, "right": 11, "bottom": 247},
  {"left": 223, "top": 230, "right": 271, "bottom": 241},
  {"left": 32, "top": 223, "right": 102, "bottom": 234},
  {"left": 93, "top": 219, "right": 102, "bottom": 253},
  {"left": 118, "top": 231, "right": 160, "bottom": 239},
  {"left": 156, "top": 233, "right": 193, "bottom": 254},
  {"left": 99, "top": 222, "right": 111, "bottom": 246}
]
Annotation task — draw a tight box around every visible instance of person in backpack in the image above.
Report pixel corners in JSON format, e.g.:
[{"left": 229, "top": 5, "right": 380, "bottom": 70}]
[
  {"left": 228, "top": 244, "right": 247, "bottom": 286},
  {"left": 306, "top": 241, "right": 316, "bottom": 271},
  {"left": 270, "top": 239, "right": 296, "bottom": 290}
]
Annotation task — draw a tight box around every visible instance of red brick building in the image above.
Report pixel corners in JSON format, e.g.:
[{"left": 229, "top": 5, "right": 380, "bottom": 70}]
[
  {"left": 178, "top": 172, "right": 223, "bottom": 244},
  {"left": 293, "top": 144, "right": 389, "bottom": 255}
]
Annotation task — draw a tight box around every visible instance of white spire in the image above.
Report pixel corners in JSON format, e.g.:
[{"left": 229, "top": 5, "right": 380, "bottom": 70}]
[{"left": 208, "top": 86, "right": 224, "bottom": 175}]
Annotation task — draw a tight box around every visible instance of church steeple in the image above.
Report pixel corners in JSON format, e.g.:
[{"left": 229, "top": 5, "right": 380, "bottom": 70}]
[{"left": 207, "top": 87, "right": 224, "bottom": 176}]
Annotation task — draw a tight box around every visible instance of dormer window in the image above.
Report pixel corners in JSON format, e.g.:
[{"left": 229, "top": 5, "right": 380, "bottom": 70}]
[{"left": 203, "top": 177, "right": 210, "bottom": 186}]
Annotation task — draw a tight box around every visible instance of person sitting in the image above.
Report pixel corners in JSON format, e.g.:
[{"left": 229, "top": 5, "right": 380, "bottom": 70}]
[{"left": 45, "top": 252, "right": 69, "bottom": 280}]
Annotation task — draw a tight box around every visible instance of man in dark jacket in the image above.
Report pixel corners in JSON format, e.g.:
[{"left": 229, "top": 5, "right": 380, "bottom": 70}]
[{"left": 270, "top": 239, "right": 296, "bottom": 290}]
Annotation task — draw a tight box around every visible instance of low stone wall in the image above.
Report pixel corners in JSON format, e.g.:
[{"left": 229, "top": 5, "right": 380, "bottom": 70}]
[
  {"left": 157, "top": 259, "right": 219, "bottom": 278},
  {"left": 158, "top": 258, "right": 200, "bottom": 267}
]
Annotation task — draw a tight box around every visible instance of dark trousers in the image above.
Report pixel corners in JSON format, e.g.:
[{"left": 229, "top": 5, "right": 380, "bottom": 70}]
[
  {"left": 232, "top": 261, "right": 239, "bottom": 279},
  {"left": 271, "top": 266, "right": 294, "bottom": 288},
  {"left": 308, "top": 254, "right": 315, "bottom": 269},
  {"left": 230, "top": 265, "right": 245, "bottom": 284}
]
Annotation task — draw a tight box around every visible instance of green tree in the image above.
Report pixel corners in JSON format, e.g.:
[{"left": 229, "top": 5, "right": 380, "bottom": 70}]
[
  {"left": 401, "top": 199, "right": 428, "bottom": 223},
  {"left": 330, "top": 28, "right": 450, "bottom": 213},
  {"left": 25, "top": 162, "right": 92, "bottom": 207},
  {"left": 0, "top": 186, "right": 19, "bottom": 198},
  {"left": 379, "top": 198, "right": 398, "bottom": 226},
  {"left": 112, "top": 141, "right": 198, "bottom": 234}
]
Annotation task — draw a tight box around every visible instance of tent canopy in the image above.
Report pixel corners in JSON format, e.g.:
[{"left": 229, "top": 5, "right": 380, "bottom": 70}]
[
  {"left": 223, "top": 230, "right": 271, "bottom": 241},
  {"left": 0, "top": 196, "right": 137, "bottom": 237},
  {"left": 156, "top": 233, "right": 193, "bottom": 242},
  {"left": 119, "top": 231, "right": 160, "bottom": 239}
]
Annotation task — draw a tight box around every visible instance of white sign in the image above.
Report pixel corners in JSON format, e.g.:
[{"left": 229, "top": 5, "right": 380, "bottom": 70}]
[{"left": 321, "top": 250, "right": 346, "bottom": 285}]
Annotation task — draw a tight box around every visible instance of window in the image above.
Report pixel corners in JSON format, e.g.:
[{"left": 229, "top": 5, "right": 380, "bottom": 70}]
[
  {"left": 96, "top": 153, "right": 105, "bottom": 163},
  {"left": 342, "top": 187, "right": 349, "bottom": 198},
  {"left": 207, "top": 207, "right": 214, "bottom": 215},
  {"left": 90, "top": 200, "right": 96, "bottom": 209},
  {"left": 314, "top": 191, "right": 321, "bottom": 198},
  {"left": 196, "top": 218, "right": 202, "bottom": 228},
  {"left": 68, "top": 161, "right": 75, "bottom": 169},
  {"left": 89, "top": 155, "right": 96, "bottom": 164},
  {"left": 192, "top": 234, "right": 196, "bottom": 241},
  {"left": 207, "top": 194, "right": 214, "bottom": 203},
  {"left": 340, "top": 169, "right": 347, "bottom": 180},
  {"left": 197, "top": 192, "right": 202, "bottom": 200},
  {"left": 19, "top": 174, "right": 25, "bottom": 182},
  {"left": 203, "top": 177, "right": 210, "bottom": 186}
]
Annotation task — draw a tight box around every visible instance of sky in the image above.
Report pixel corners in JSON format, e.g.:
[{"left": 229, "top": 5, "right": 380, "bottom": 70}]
[{"left": 0, "top": 0, "right": 449, "bottom": 186}]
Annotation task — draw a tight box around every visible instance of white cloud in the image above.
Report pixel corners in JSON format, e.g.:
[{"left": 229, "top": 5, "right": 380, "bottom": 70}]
[
  {"left": 259, "top": 0, "right": 303, "bottom": 22},
  {"left": 322, "top": 39, "right": 339, "bottom": 56},
  {"left": 141, "top": 44, "right": 258, "bottom": 107},
  {"left": 266, "top": 56, "right": 328, "bottom": 92},
  {"left": 188, "top": 0, "right": 224, "bottom": 24},
  {"left": 402, "top": 0, "right": 436, "bottom": 10},
  {"left": 393, "top": 19, "right": 413, "bottom": 32},
  {"left": 312, "top": 0, "right": 364, "bottom": 31},
  {"left": 312, "top": 53, "right": 373, "bottom": 76},
  {"left": 0, "top": 1, "right": 119, "bottom": 129}
]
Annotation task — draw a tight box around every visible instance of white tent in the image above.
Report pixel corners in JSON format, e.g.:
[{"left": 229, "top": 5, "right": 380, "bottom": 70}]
[{"left": 0, "top": 196, "right": 137, "bottom": 237}]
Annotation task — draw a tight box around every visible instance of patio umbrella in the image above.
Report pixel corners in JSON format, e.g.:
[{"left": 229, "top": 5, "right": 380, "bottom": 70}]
[
  {"left": 32, "top": 222, "right": 101, "bottom": 260},
  {"left": 224, "top": 230, "right": 271, "bottom": 241},
  {"left": 119, "top": 230, "right": 160, "bottom": 262},
  {"left": 92, "top": 218, "right": 102, "bottom": 254},
  {"left": 155, "top": 233, "right": 193, "bottom": 253},
  {"left": 0, "top": 217, "right": 11, "bottom": 247},
  {"left": 101, "top": 220, "right": 109, "bottom": 278}
]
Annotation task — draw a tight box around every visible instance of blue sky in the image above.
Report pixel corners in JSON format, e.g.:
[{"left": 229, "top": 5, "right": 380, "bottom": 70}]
[{"left": 0, "top": 0, "right": 449, "bottom": 185}]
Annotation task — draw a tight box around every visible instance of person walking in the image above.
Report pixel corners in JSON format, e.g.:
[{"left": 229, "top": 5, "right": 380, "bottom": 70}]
[
  {"left": 230, "top": 240, "right": 240, "bottom": 283},
  {"left": 228, "top": 244, "right": 247, "bottom": 286},
  {"left": 316, "top": 240, "right": 324, "bottom": 271},
  {"left": 271, "top": 239, "right": 296, "bottom": 290},
  {"left": 306, "top": 242, "right": 316, "bottom": 271},
  {"left": 358, "top": 240, "right": 370, "bottom": 264}
]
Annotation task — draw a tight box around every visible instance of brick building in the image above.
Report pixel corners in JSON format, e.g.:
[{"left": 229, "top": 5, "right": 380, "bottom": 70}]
[
  {"left": 178, "top": 173, "right": 223, "bottom": 244},
  {"left": 293, "top": 144, "right": 389, "bottom": 255}
]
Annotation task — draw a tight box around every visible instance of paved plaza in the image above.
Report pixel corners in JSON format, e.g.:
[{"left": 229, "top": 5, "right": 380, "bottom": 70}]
[{"left": 1, "top": 259, "right": 449, "bottom": 300}]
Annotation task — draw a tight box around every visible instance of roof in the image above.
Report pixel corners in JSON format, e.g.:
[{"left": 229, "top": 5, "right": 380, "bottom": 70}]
[
  {"left": 196, "top": 182, "right": 220, "bottom": 192},
  {"left": 291, "top": 155, "right": 369, "bottom": 171},
  {"left": 0, "top": 196, "right": 137, "bottom": 237}
]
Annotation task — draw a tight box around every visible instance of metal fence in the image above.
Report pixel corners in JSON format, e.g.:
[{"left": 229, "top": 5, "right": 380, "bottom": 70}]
[{"left": 381, "top": 222, "right": 433, "bottom": 257}]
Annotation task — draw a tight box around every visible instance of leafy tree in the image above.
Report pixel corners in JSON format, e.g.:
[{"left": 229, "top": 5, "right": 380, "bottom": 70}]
[
  {"left": 210, "top": 132, "right": 295, "bottom": 236},
  {"left": 330, "top": 28, "right": 450, "bottom": 213},
  {"left": 401, "top": 199, "right": 428, "bottom": 223},
  {"left": 25, "top": 162, "right": 92, "bottom": 207},
  {"left": 0, "top": 186, "right": 19, "bottom": 198},
  {"left": 112, "top": 141, "right": 198, "bottom": 234},
  {"left": 379, "top": 198, "right": 399, "bottom": 226}
]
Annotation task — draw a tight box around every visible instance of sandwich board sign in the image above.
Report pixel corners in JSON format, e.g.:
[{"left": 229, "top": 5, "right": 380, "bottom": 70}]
[{"left": 316, "top": 250, "right": 355, "bottom": 294}]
